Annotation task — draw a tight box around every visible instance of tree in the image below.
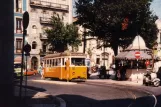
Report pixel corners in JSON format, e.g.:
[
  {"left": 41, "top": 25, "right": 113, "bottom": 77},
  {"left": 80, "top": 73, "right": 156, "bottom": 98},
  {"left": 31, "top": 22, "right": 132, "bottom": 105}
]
[
  {"left": 75, "top": 0, "right": 158, "bottom": 55},
  {"left": 45, "top": 13, "right": 81, "bottom": 52}
]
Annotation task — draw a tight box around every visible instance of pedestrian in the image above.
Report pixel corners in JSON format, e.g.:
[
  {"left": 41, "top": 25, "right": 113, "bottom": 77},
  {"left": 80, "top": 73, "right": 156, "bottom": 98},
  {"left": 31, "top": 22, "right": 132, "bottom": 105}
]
[
  {"left": 117, "top": 64, "right": 122, "bottom": 80},
  {"left": 38, "top": 62, "right": 44, "bottom": 79}
]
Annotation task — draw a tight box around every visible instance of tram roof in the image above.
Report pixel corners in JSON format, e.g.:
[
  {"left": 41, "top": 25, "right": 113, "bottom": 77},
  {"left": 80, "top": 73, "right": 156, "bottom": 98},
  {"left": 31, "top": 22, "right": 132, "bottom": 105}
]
[{"left": 44, "top": 52, "right": 87, "bottom": 58}]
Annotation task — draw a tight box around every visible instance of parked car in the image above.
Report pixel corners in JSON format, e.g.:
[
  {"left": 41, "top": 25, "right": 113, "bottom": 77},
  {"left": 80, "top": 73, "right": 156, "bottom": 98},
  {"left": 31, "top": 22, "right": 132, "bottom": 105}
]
[
  {"left": 23, "top": 69, "right": 38, "bottom": 76},
  {"left": 14, "top": 62, "right": 24, "bottom": 80}
]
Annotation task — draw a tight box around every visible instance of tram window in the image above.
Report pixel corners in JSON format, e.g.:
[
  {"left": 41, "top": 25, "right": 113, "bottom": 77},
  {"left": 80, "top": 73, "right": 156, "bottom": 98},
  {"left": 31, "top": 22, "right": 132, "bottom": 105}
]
[
  {"left": 58, "top": 58, "right": 61, "bottom": 66},
  {"left": 44, "top": 60, "right": 46, "bottom": 67},
  {"left": 47, "top": 60, "right": 49, "bottom": 67},
  {"left": 62, "top": 58, "right": 64, "bottom": 65},
  {"left": 49, "top": 60, "right": 51, "bottom": 67},
  {"left": 54, "top": 59, "right": 56, "bottom": 66},
  {"left": 55, "top": 59, "right": 57, "bottom": 66},
  {"left": 50, "top": 59, "right": 52, "bottom": 67},
  {"left": 52, "top": 59, "right": 54, "bottom": 66},
  {"left": 71, "top": 58, "right": 85, "bottom": 66}
]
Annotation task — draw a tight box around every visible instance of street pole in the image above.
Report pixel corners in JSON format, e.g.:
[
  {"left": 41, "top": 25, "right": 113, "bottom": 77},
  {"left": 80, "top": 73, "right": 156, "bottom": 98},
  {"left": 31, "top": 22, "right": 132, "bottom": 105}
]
[
  {"left": 25, "top": 54, "right": 28, "bottom": 97},
  {"left": 19, "top": 29, "right": 26, "bottom": 102},
  {"left": 19, "top": 11, "right": 29, "bottom": 104},
  {"left": 0, "top": 0, "right": 14, "bottom": 106},
  {"left": 137, "top": 58, "right": 139, "bottom": 83}
]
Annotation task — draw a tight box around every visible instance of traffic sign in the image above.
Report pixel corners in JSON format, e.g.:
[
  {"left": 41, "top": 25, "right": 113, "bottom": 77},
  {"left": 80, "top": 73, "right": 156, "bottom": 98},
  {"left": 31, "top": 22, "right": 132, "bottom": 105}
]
[
  {"left": 23, "top": 11, "right": 29, "bottom": 30},
  {"left": 135, "top": 51, "right": 140, "bottom": 59},
  {"left": 23, "top": 43, "right": 31, "bottom": 56}
]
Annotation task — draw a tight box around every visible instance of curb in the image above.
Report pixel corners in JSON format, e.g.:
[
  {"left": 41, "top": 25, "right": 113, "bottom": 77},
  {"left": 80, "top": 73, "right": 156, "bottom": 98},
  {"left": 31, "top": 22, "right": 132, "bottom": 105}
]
[
  {"left": 29, "top": 80, "right": 77, "bottom": 85},
  {"left": 86, "top": 79, "right": 142, "bottom": 86},
  {"left": 56, "top": 97, "right": 66, "bottom": 107}
]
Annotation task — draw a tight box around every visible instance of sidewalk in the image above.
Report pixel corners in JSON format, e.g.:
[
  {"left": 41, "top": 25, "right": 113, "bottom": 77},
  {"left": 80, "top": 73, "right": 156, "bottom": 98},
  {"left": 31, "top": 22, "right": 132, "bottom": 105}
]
[
  {"left": 14, "top": 86, "right": 65, "bottom": 107},
  {"left": 86, "top": 79, "right": 143, "bottom": 86}
]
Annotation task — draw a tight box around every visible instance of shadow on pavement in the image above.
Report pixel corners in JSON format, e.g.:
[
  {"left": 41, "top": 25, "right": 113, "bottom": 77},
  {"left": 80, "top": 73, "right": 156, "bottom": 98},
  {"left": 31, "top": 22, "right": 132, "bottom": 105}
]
[
  {"left": 56, "top": 94, "right": 159, "bottom": 107},
  {"left": 156, "top": 95, "right": 161, "bottom": 107},
  {"left": 56, "top": 94, "right": 133, "bottom": 107},
  {"left": 14, "top": 86, "right": 59, "bottom": 107}
]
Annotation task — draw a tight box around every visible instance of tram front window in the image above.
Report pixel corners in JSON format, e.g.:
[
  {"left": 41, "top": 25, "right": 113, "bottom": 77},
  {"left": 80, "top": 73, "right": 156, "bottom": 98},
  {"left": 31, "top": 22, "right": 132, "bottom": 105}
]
[{"left": 71, "top": 58, "right": 85, "bottom": 66}]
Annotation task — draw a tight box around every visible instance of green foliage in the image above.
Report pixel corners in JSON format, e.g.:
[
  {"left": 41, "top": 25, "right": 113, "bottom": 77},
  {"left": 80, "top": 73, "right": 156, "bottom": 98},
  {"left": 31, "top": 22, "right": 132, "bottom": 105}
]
[
  {"left": 75, "top": 0, "right": 158, "bottom": 55},
  {"left": 45, "top": 13, "right": 81, "bottom": 52}
]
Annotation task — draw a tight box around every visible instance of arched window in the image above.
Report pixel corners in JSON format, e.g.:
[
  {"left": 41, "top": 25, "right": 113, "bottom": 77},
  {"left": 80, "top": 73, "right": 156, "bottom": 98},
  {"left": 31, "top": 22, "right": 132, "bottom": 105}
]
[
  {"left": 32, "top": 25, "right": 37, "bottom": 34},
  {"left": 32, "top": 41, "right": 37, "bottom": 49},
  {"left": 32, "top": 25, "right": 37, "bottom": 29}
]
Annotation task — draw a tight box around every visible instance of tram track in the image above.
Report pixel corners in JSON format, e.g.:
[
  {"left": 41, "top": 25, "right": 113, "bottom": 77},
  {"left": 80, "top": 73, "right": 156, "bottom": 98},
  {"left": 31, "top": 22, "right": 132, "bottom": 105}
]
[{"left": 78, "top": 81, "right": 157, "bottom": 107}]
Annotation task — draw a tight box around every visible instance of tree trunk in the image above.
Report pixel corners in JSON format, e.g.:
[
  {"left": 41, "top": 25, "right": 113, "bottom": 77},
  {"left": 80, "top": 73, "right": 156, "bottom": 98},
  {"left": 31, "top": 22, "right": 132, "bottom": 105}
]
[
  {"left": 112, "top": 45, "right": 118, "bottom": 56},
  {"left": 83, "top": 28, "right": 87, "bottom": 53},
  {"left": 0, "top": 0, "right": 14, "bottom": 106}
]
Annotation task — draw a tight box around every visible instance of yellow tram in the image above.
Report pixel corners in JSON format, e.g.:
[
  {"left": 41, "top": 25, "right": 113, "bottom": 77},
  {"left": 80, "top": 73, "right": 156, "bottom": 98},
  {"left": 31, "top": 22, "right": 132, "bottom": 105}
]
[{"left": 43, "top": 52, "right": 87, "bottom": 81}]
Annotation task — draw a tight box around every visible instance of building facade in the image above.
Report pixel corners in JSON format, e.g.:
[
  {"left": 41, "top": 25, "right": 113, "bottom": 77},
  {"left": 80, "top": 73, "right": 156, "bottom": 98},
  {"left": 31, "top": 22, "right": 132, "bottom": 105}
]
[
  {"left": 27, "top": 0, "right": 73, "bottom": 70},
  {"left": 156, "top": 19, "right": 161, "bottom": 58},
  {"left": 14, "top": 0, "right": 27, "bottom": 62},
  {"left": 72, "top": 18, "right": 115, "bottom": 69}
]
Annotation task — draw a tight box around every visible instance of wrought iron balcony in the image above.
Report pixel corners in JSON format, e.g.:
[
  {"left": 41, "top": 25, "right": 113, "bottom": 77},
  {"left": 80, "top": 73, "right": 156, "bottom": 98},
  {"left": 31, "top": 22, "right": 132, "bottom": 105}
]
[
  {"left": 40, "top": 33, "right": 47, "bottom": 40},
  {"left": 30, "top": 0, "right": 69, "bottom": 11}
]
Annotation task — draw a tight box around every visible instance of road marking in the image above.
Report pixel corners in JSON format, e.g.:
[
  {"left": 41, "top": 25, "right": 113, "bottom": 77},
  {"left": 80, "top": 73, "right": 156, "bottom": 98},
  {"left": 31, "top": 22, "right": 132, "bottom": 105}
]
[
  {"left": 83, "top": 82, "right": 157, "bottom": 107},
  {"left": 29, "top": 80, "right": 77, "bottom": 85},
  {"left": 140, "top": 90, "right": 157, "bottom": 107},
  {"left": 56, "top": 97, "right": 66, "bottom": 107},
  {"left": 127, "top": 90, "right": 136, "bottom": 107}
]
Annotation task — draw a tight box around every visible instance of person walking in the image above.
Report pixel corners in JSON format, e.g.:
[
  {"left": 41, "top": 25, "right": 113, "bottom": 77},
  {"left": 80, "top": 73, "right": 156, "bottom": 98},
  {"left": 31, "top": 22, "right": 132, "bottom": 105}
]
[{"left": 38, "top": 63, "right": 44, "bottom": 79}]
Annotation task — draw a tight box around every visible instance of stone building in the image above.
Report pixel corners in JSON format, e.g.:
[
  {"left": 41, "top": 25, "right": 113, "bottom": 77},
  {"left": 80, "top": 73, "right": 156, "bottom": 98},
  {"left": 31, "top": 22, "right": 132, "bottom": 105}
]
[
  {"left": 14, "top": 0, "right": 28, "bottom": 63},
  {"left": 26, "top": 0, "right": 73, "bottom": 69},
  {"left": 156, "top": 19, "right": 161, "bottom": 58}
]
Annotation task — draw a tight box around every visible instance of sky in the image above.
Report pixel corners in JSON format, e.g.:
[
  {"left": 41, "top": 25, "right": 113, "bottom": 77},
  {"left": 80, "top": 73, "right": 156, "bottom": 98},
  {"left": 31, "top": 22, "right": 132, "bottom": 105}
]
[
  {"left": 73, "top": 0, "right": 161, "bottom": 19},
  {"left": 150, "top": 0, "right": 161, "bottom": 19}
]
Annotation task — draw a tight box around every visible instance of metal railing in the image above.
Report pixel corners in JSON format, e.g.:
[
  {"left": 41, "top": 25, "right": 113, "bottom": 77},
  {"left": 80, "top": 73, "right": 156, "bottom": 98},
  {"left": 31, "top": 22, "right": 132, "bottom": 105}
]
[{"left": 30, "top": 0, "right": 69, "bottom": 11}]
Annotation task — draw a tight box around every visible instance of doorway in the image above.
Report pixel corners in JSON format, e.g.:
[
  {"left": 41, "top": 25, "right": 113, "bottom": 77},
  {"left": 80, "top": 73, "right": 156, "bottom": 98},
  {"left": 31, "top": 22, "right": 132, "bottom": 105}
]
[{"left": 31, "top": 56, "right": 38, "bottom": 70}]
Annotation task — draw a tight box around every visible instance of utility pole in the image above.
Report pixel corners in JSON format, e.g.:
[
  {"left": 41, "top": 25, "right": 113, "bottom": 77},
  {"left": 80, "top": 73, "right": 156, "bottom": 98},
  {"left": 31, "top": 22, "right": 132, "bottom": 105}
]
[{"left": 0, "top": 0, "right": 14, "bottom": 106}]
